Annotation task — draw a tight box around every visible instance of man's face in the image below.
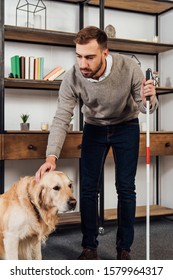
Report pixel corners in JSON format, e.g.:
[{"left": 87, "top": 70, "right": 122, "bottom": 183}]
[{"left": 76, "top": 39, "right": 108, "bottom": 79}]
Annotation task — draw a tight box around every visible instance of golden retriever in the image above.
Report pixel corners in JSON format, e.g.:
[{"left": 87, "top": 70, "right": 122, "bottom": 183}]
[{"left": 0, "top": 171, "right": 77, "bottom": 260}]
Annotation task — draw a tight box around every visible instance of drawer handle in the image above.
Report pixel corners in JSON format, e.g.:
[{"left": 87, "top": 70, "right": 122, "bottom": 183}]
[
  {"left": 28, "top": 144, "right": 37, "bottom": 150},
  {"left": 78, "top": 144, "right": 82, "bottom": 149},
  {"left": 165, "top": 142, "right": 171, "bottom": 147}
]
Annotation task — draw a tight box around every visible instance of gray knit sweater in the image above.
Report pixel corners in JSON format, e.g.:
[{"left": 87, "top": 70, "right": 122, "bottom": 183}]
[{"left": 46, "top": 53, "right": 158, "bottom": 158}]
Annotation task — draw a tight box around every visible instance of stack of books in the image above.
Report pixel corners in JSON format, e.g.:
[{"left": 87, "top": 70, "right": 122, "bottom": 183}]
[
  {"left": 43, "top": 66, "right": 65, "bottom": 81},
  {"left": 10, "top": 55, "right": 44, "bottom": 80},
  {"left": 10, "top": 55, "right": 65, "bottom": 81}
]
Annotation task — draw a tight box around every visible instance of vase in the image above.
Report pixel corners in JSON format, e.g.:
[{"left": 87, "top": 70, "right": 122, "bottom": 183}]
[
  {"left": 105, "top": 24, "right": 116, "bottom": 38},
  {"left": 20, "top": 123, "right": 30, "bottom": 131}
]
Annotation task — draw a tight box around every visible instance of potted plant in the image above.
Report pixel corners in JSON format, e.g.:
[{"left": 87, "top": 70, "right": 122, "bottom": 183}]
[{"left": 20, "top": 114, "right": 30, "bottom": 131}]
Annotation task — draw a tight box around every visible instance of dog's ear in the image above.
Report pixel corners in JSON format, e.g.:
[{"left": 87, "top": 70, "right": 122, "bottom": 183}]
[
  {"left": 37, "top": 185, "right": 44, "bottom": 208},
  {"left": 37, "top": 185, "right": 50, "bottom": 210}
]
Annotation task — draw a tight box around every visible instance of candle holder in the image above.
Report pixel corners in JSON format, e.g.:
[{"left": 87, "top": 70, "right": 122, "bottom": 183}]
[
  {"left": 41, "top": 122, "right": 49, "bottom": 131},
  {"left": 16, "top": 0, "right": 47, "bottom": 29}
]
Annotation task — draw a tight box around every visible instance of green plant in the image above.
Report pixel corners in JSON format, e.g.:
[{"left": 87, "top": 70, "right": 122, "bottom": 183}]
[{"left": 20, "top": 114, "right": 30, "bottom": 123}]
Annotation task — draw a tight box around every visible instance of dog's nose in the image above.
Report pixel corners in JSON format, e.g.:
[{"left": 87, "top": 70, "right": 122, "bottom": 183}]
[{"left": 68, "top": 198, "right": 77, "bottom": 210}]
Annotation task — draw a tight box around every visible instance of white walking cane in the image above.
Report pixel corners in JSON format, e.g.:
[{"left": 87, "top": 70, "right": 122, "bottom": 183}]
[{"left": 146, "top": 68, "right": 151, "bottom": 260}]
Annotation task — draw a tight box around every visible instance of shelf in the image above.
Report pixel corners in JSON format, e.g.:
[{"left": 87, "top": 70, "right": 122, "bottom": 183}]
[
  {"left": 4, "top": 25, "right": 76, "bottom": 47},
  {"left": 88, "top": 0, "right": 173, "bottom": 15},
  {"left": 5, "top": 81, "right": 173, "bottom": 94},
  {"left": 104, "top": 205, "right": 173, "bottom": 221},
  {"left": 107, "top": 38, "right": 173, "bottom": 55},
  {"left": 156, "top": 87, "right": 173, "bottom": 95},
  {"left": 4, "top": 78, "right": 61, "bottom": 90},
  {"left": 58, "top": 205, "right": 173, "bottom": 225},
  {"left": 5, "top": 25, "right": 173, "bottom": 55}
]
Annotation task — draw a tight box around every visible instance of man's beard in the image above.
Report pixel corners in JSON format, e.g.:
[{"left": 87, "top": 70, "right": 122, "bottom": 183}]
[{"left": 80, "top": 60, "right": 103, "bottom": 79}]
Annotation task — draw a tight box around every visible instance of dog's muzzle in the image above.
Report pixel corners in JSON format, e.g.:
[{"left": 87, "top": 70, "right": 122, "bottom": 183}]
[{"left": 68, "top": 198, "right": 77, "bottom": 210}]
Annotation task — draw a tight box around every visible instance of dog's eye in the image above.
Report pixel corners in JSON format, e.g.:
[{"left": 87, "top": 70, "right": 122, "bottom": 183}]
[
  {"left": 53, "top": 186, "right": 61, "bottom": 191},
  {"left": 69, "top": 183, "right": 72, "bottom": 189}
]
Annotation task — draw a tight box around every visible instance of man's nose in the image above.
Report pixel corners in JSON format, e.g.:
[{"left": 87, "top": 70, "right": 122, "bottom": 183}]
[{"left": 79, "top": 58, "right": 88, "bottom": 68}]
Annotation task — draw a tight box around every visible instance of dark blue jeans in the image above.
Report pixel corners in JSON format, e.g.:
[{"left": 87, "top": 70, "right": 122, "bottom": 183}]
[{"left": 80, "top": 119, "right": 140, "bottom": 252}]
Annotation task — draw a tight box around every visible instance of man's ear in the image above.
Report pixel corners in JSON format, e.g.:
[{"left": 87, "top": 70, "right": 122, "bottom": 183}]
[{"left": 103, "top": 48, "right": 109, "bottom": 58}]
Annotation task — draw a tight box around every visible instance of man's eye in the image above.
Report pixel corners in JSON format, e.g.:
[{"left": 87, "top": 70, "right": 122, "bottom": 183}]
[{"left": 53, "top": 186, "right": 61, "bottom": 191}]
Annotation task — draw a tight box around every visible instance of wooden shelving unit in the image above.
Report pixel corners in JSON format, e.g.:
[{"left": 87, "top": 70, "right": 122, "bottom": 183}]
[{"left": 1, "top": 0, "right": 173, "bottom": 223}]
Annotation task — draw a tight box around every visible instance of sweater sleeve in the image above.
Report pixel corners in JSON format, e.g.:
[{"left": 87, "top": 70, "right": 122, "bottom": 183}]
[{"left": 46, "top": 69, "right": 78, "bottom": 159}]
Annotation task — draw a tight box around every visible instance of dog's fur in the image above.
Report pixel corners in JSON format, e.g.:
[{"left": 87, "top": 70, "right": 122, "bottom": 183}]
[{"left": 0, "top": 171, "right": 76, "bottom": 260}]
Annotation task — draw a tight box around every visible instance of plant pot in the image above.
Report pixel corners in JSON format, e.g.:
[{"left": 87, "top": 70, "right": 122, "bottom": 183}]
[{"left": 20, "top": 123, "right": 30, "bottom": 131}]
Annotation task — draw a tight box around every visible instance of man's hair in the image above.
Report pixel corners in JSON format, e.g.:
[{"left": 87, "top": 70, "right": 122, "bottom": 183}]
[{"left": 74, "top": 26, "right": 108, "bottom": 50}]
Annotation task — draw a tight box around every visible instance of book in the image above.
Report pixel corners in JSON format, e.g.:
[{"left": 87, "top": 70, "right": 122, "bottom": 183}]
[
  {"left": 48, "top": 68, "right": 65, "bottom": 81},
  {"left": 39, "top": 57, "right": 44, "bottom": 80},
  {"left": 29, "top": 56, "right": 35, "bottom": 79},
  {"left": 34, "top": 57, "right": 44, "bottom": 80},
  {"left": 20, "top": 56, "right": 25, "bottom": 79},
  {"left": 25, "top": 56, "right": 30, "bottom": 79},
  {"left": 43, "top": 66, "right": 65, "bottom": 81},
  {"left": 34, "top": 57, "right": 39, "bottom": 80},
  {"left": 11, "top": 55, "right": 20, "bottom": 78}
]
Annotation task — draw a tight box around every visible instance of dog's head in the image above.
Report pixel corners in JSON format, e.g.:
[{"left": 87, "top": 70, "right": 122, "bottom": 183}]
[{"left": 37, "top": 171, "right": 77, "bottom": 213}]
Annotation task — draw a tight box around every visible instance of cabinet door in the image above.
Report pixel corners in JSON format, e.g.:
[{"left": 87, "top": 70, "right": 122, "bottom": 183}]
[
  {"left": 59, "top": 133, "right": 82, "bottom": 158},
  {"left": 3, "top": 133, "right": 48, "bottom": 159},
  {"left": 139, "top": 133, "right": 173, "bottom": 156},
  {"left": 2, "top": 133, "right": 82, "bottom": 160},
  {"left": 107, "top": 133, "right": 173, "bottom": 157}
]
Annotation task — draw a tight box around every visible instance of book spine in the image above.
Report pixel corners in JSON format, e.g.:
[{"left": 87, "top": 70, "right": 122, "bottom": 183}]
[
  {"left": 38, "top": 58, "right": 41, "bottom": 80},
  {"left": 15, "top": 55, "right": 21, "bottom": 78},
  {"left": 29, "top": 56, "right": 35, "bottom": 79},
  {"left": 11, "top": 56, "right": 16, "bottom": 77},
  {"left": 34, "top": 58, "right": 39, "bottom": 80},
  {"left": 25, "top": 56, "right": 30, "bottom": 79},
  {"left": 20, "top": 56, "right": 25, "bottom": 79},
  {"left": 40, "top": 57, "right": 44, "bottom": 80},
  {"left": 10, "top": 55, "right": 20, "bottom": 78}
]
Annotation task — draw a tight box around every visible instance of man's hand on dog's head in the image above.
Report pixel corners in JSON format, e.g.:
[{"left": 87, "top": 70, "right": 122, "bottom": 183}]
[{"left": 35, "top": 156, "right": 57, "bottom": 182}]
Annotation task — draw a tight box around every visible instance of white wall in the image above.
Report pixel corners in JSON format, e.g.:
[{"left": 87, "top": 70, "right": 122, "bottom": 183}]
[{"left": 4, "top": 0, "right": 172, "bottom": 210}]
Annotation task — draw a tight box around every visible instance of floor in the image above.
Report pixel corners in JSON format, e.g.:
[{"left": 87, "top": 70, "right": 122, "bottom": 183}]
[{"left": 42, "top": 216, "right": 173, "bottom": 260}]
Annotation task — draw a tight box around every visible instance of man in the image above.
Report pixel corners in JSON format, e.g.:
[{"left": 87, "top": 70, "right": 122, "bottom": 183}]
[{"left": 36, "top": 26, "right": 158, "bottom": 260}]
